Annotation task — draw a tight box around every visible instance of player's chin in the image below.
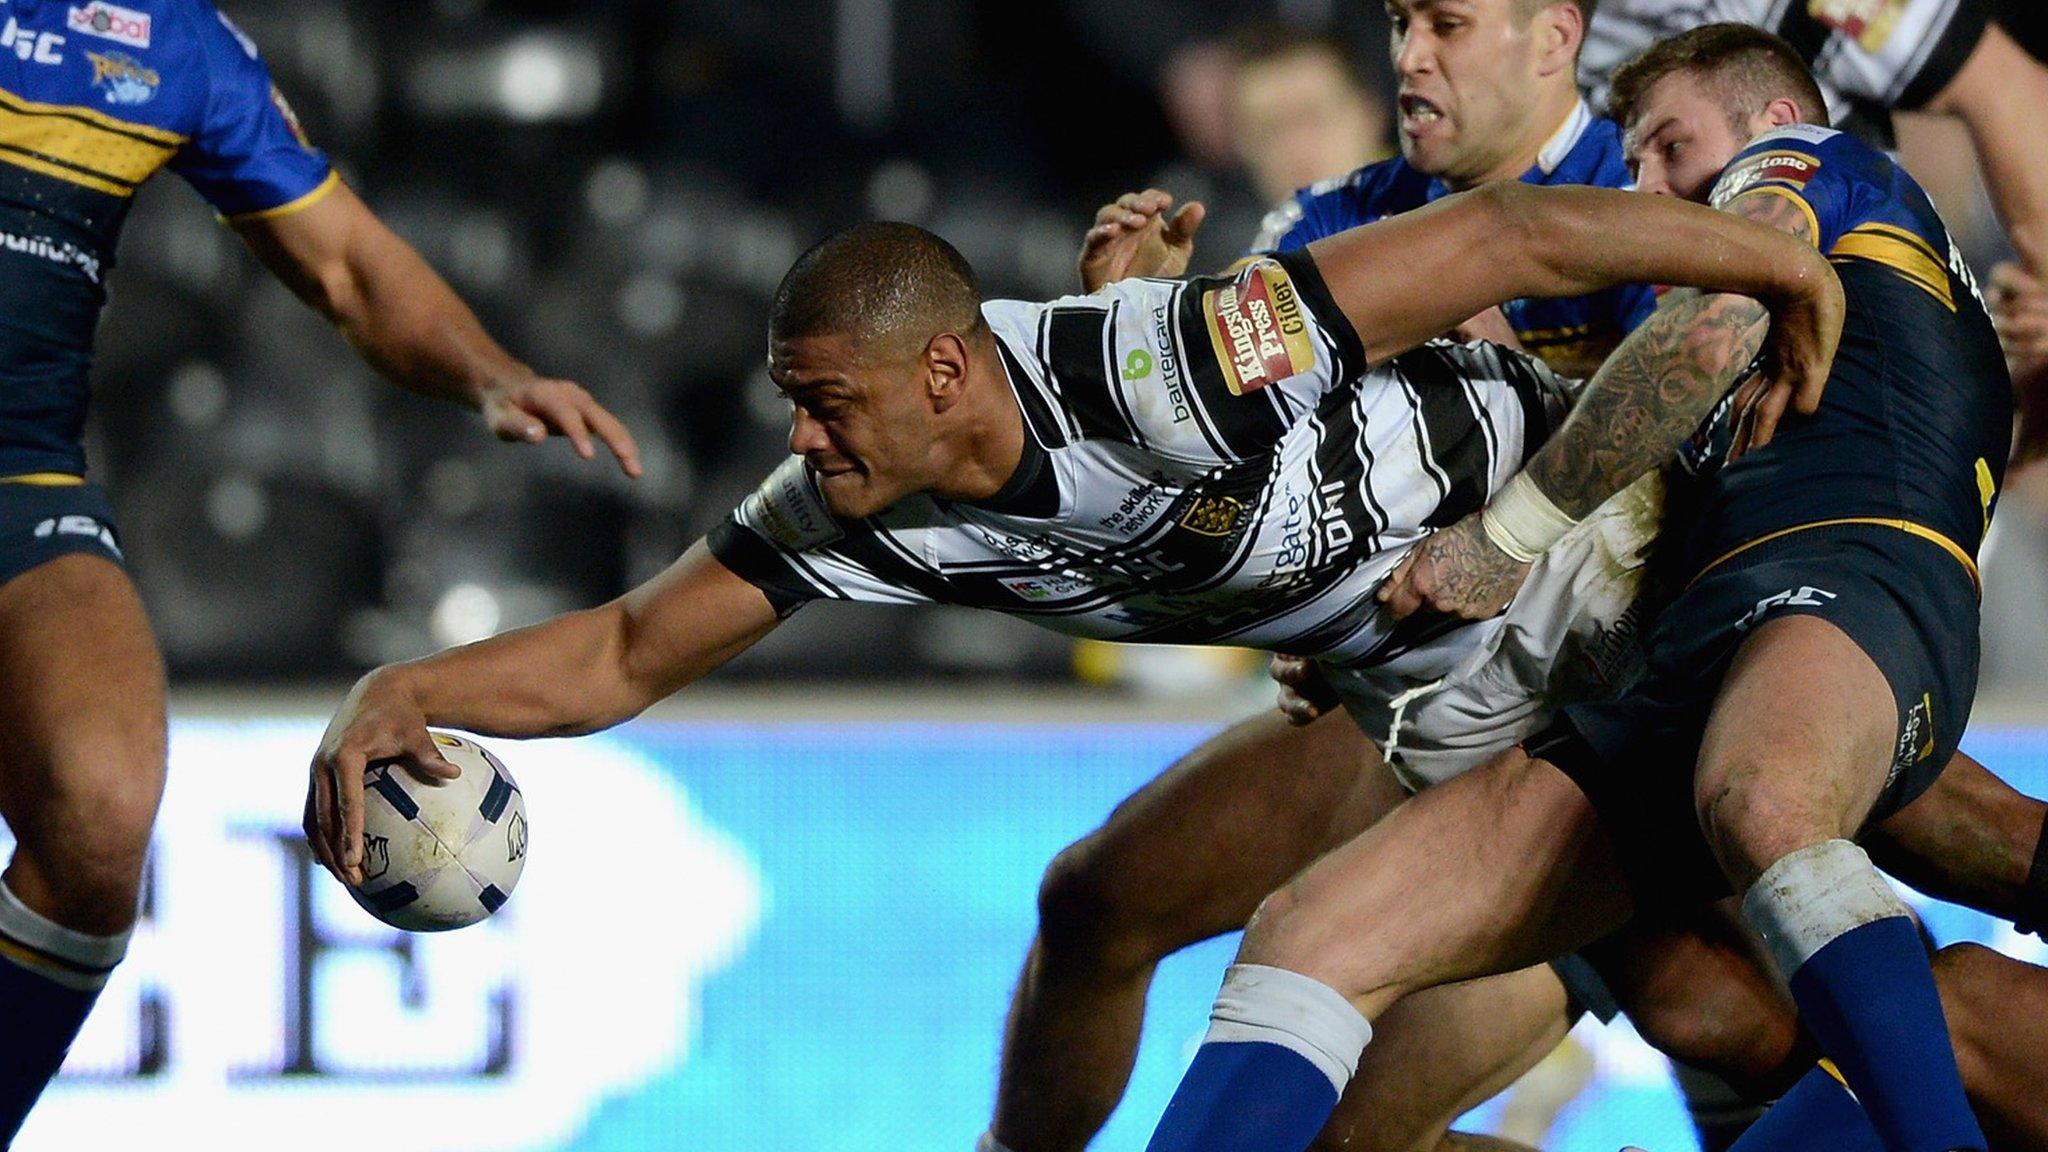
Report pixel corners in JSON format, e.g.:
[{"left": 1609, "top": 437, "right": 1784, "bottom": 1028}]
[{"left": 818, "top": 469, "right": 888, "bottom": 518}]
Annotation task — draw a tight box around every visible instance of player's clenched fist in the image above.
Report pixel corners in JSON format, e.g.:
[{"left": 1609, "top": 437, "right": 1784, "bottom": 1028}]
[
  {"left": 1078, "top": 188, "right": 1206, "bottom": 293},
  {"left": 306, "top": 669, "right": 458, "bottom": 886},
  {"left": 1376, "top": 513, "right": 1530, "bottom": 621}
]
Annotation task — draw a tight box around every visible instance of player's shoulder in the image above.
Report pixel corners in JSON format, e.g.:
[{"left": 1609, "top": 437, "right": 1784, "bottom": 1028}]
[{"left": 1709, "top": 124, "right": 1870, "bottom": 208}]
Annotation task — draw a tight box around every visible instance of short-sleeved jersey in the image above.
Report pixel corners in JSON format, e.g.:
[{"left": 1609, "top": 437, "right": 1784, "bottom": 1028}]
[
  {"left": 1581, "top": 0, "right": 1989, "bottom": 143},
  {"left": 1674, "top": 125, "right": 2010, "bottom": 586},
  {"left": 0, "top": 0, "right": 335, "bottom": 476},
  {"left": 710, "top": 249, "right": 1566, "bottom": 677},
  {"left": 1249, "top": 102, "right": 1658, "bottom": 376}
]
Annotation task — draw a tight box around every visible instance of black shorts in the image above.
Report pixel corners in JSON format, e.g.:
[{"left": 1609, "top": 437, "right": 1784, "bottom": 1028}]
[
  {"left": 0, "top": 479, "right": 124, "bottom": 589},
  {"left": 1533, "top": 522, "right": 1979, "bottom": 906}
]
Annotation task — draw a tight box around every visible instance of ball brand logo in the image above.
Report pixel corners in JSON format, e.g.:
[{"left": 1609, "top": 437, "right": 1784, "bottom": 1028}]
[
  {"left": 506, "top": 811, "right": 529, "bottom": 863},
  {"left": 359, "top": 834, "right": 392, "bottom": 882},
  {"left": 67, "top": 3, "right": 151, "bottom": 49}
]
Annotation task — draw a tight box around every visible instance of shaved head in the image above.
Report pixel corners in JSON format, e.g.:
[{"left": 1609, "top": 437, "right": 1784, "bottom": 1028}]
[{"left": 769, "top": 222, "right": 986, "bottom": 358}]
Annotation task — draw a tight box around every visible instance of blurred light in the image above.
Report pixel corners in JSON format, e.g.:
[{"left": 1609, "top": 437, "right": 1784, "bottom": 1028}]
[
  {"left": 431, "top": 583, "right": 503, "bottom": 646},
  {"left": 205, "top": 476, "right": 269, "bottom": 541},
  {"left": 585, "top": 159, "right": 651, "bottom": 227},
  {"left": 865, "top": 160, "right": 934, "bottom": 222},
  {"left": 446, "top": 212, "right": 516, "bottom": 290},
  {"left": 423, "top": 458, "right": 484, "bottom": 519},
  {"left": 496, "top": 36, "right": 603, "bottom": 123},
  {"left": 617, "top": 273, "right": 684, "bottom": 339},
  {"left": 168, "top": 362, "right": 228, "bottom": 429}
]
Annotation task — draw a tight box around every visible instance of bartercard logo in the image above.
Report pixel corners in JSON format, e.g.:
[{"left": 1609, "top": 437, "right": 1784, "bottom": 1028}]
[{"left": 67, "top": 2, "right": 149, "bottom": 49}]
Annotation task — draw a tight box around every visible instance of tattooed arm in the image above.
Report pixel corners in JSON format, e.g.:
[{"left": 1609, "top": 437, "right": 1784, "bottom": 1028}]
[{"left": 1378, "top": 189, "right": 1824, "bottom": 620}]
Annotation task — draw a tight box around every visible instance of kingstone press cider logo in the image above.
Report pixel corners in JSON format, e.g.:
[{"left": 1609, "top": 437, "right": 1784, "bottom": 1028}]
[{"left": 14, "top": 721, "right": 764, "bottom": 1152}]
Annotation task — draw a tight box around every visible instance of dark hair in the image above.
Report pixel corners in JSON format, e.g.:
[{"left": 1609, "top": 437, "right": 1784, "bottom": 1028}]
[
  {"left": 769, "top": 222, "right": 985, "bottom": 353},
  {"left": 1608, "top": 23, "right": 1828, "bottom": 132}
]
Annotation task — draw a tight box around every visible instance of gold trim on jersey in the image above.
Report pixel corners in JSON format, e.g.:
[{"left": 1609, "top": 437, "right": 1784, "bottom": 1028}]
[
  {"left": 0, "top": 90, "right": 185, "bottom": 198},
  {"left": 0, "top": 472, "right": 85, "bottom": 486},
  {"left": 1688, "top": 517, "right": 1980, "bottom": 597},
  {"left": 225, "top": 169, "right": 342, "bottom": 224},
  {"left": 1829, "top": 223, "right": 1955, "bottom": 311}
]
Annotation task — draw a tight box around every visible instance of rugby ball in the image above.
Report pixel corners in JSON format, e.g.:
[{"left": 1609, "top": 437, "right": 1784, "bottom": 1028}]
[{"left": 347, "top": 731, "right": 528, "bottom": 931}]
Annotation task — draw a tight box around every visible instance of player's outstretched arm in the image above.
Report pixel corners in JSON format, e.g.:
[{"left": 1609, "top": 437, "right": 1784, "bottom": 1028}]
[
  {"left": 1303, "top": 181, "right": 1839, "bottom": 373},
  {"left": 305, "top": 542, "right": 781, "bottom": 883},
  {"left": 235, "top": 180, "right": 642, "bottom": 476},
  {"left": 1927, "top": 24, "right": 2048, "bottom": 288},
  {"left": 1378, "top": 188, "right": 1833, "bottom": 620}
]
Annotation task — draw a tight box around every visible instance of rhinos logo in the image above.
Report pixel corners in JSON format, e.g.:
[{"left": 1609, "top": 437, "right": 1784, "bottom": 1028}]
[{"left": 87, "top": 50, "right": 158, "bottom": 106}]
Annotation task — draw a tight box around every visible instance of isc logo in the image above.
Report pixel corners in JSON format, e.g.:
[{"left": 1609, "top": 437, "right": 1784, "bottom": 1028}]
[
  {"left": 1, "top": 18, "right": 66, "bottom": 64},
  {"left": 34, "top": 513, "right": 122, "bottom": 558},
  {"left": 1736, "top": 585, "right": 1836, "bottom": 632}
]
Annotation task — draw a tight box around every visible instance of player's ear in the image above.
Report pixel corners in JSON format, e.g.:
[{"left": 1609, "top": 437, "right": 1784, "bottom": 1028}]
[
  {"left": 1755, "top": 96, "right": 1805, "bottom": 132},
  {"left": 1532, "top": 0, "right": 1582, "bottom": 76},
  {"left": 923, "top": 331, "right": 970, "bottom": 413}
]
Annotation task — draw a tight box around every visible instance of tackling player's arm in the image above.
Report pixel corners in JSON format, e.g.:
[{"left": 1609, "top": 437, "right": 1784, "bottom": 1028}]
[
  {"left": 1377, "top": 186, "right": 1818, "bottom": 619},
  {"left": 235, "top": 182, "right": 641, "bottom": 475},
  {"left": 1926, "top": 24, "right": 2048, "bottom": 283},
  {"left": 306, "top": 542, "right": 781, "bottom": 883}
]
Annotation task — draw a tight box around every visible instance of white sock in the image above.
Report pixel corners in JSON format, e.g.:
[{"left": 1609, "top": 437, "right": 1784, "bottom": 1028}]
[
  {"left": 1740, "top": 839, "right": 1911, "bottom": 978},
  {"left": 0, "top": 878, "right": 130, "bottom": 992},
  {"left": 975, "top": 1132, "right": 1018, "bottom": 1152},
  {"left": 1202, "top": 963, "right": 1374, "bottom": 1094}
]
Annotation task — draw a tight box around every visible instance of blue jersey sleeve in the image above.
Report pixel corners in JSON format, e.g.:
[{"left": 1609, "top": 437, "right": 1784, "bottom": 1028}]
[
  {"left": 167, "top": 3, "right": 336, "bottom": 220},
  {"left": 1707, "top": 124, "right": 1859, "bottom": 251},
  {"left": 1249, "top": 184, "right": 1350, "bottom": 254}
]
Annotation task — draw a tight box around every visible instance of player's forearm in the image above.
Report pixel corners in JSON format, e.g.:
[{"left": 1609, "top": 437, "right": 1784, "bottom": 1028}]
[
  {"left": 369, "top": 604, "right": 670, "bottom": 740},
  {"left": 1523, "top": 289, "right": 1767, "bottom": 518},
  {"left": 1931, "top": 24, "right": 2048, "bottom": 272},
  {"left": 1491, "top": 183, "right": 1829, "bottom": 314},
  {"left": 1867, "top": 754, "right": 2045, "bottom": 923},
  {"left": 323, "top": 219, "right": 524, "bottom": 410}
]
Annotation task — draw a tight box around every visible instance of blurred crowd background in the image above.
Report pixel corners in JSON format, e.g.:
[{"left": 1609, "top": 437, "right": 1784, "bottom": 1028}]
[{"left": 92, "top": 0, "right": 2048, "bottom": 690}]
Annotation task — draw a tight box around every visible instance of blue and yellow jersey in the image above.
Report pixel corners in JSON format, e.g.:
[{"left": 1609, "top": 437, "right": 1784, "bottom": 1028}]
[
  {"left": 0, "top": 0, "right": 333, "bottom": 478},
  {"left": 1249, "top": 102, "right": 1658, "bottom": 377},
  {"left": 1679, "top": 124, "right": 2011, "bottom": 589}
]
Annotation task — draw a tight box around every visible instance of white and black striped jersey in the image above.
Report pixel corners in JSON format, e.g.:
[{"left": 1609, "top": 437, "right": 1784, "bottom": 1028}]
[
  {"left": 708, "top": 250, "right": 1567, "bottom": 673},
  {"left": 1581, "top": 0, "right": 1990, "bottom": 140}
]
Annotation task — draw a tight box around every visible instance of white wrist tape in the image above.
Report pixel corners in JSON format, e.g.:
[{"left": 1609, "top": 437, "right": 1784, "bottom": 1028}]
[{"left": 1481, "top": 473, "right": 1579, "bottom": 563}]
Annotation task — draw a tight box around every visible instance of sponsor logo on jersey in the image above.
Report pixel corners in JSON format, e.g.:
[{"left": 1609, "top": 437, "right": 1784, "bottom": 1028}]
[
  {"left": 1176, "top": 494, "right": 1246, "bottom": 538},
  {"left": 1808, "top": 0, "right": 1906, "bottom": 53},
  {"left": 270, "top": 85, "right": 316, "bottom": 150},
  {"left": 739, "top": 459, "right": 843, "bottom": 550},
  {"left": 87, "top": 49, "right": 159, "bottom": 106},
  {"left": 0, "top": 226, "right": 102, "bottom": 282},
  {"left": 1710, "top": 150, "right": 1821, "bottom": 209},
  {"left": 1201, "top": 260, "right": 1315, "bottom": 396},
  {"left": 1888, "top": 691, "right": 1935, "bottom": 787},
  {"left": 999, "top": 572, "right": 1096, "bottom": 602},
  {"left": 67, "top": 2, "right": 149, "bottom": 49},
  {"left": 1, "top": 17, "right": 65, "bottom": 64}
]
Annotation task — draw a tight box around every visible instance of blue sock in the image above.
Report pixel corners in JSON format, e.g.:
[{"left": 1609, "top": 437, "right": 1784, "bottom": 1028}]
[
  {"left": 1728, "top": 1065, "right": 1885, "bottom": 1152},
  {"left": 1743, "top": 841, "right": 1985, "bottom": 1152},
  {"left": 0, "top": 879, "right": 128, "bottom": 1144},
  {"left": 1146, "top": 964, "right": 1373, "bottom": 1152}
]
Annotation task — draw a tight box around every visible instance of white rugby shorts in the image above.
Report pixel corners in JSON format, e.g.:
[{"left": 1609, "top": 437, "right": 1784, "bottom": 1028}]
[{"left": 1327, "top": 472, "right": 1664, "bottom": 791}]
